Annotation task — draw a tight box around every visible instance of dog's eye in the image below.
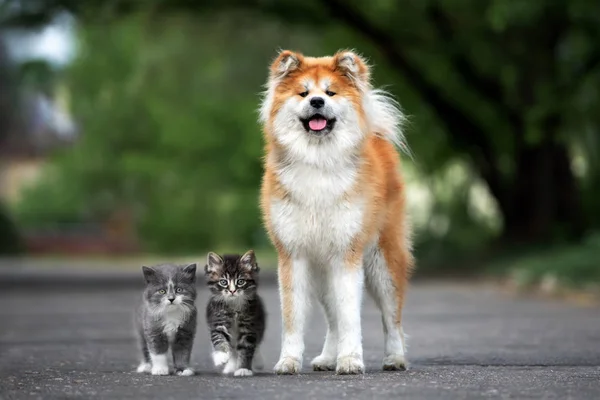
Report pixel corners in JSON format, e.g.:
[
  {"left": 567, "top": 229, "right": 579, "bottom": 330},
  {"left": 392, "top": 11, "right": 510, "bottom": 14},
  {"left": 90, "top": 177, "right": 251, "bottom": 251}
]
[
  {"left": 158, "top": 289, "right": 166, "bottom": 294},
  {"left": 218, "top": 279, "right": 228, "bottom": 287},
  {"left": 325, "top": 90, "right": 336, "bottom": 97},
  {"left": 236, "top": 279, "right": 246, "bottom": 286},
  {"left": 176, "top": 287, "right": 183, "bottom": 293},
  {"left": 299, "top": 91, "right": 309, "bottom": 98}
]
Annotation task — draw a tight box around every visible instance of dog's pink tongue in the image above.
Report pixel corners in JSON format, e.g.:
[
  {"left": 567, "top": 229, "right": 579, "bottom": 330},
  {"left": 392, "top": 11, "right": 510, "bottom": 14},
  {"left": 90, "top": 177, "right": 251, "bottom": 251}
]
[{"left": 309, "top": 118, "right": 327, "bottom": 131}]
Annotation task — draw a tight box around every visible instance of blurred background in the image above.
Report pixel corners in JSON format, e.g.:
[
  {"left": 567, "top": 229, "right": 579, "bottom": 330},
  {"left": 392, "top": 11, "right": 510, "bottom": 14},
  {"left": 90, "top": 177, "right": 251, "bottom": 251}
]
[{"left": 0, "top": 0, "right": 598, "bottom": 293}]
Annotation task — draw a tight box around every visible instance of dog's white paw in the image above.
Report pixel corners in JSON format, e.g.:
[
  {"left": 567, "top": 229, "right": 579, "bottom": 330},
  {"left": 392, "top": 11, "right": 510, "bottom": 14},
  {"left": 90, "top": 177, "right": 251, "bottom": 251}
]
[
  {"left": 136, "top": 362, "right": 151, "bottom": 374},
  {"left": 274, "top": 357, "right": 301, "bottom": 375},
  {"left": 311, "top": 355, "right": 336, "bottom": 371},
  {"left": 336, "top": 355, "right": 364, "bottom": 375},
  {"left": 383, "top": 354, "right": 408, "bottom": 371},
  {"left": 234, "top": 368, "right": 253, "bottom": 377},
  {"left": 212, "top": 351, "right": 230, "bottom": 368}
]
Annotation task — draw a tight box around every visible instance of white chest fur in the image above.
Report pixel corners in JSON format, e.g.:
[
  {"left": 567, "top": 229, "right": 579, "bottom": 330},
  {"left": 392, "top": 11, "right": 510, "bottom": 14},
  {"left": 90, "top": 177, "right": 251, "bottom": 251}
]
[
  {"left": 161, "top": 306, "right": 187, "bottom": 342},
  {"left": 270, "top": 162, "right": 365, "bottom": 260}
]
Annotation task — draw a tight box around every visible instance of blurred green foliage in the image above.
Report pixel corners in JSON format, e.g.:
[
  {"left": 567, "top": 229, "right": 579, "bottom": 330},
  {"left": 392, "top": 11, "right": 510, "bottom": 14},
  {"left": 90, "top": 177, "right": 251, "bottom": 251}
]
[
  {"left": 14, "top": 12, "right": 325, "bottom": 253},
  {"left": 490, "top": 233, "right": 600, "bottom": 288}
]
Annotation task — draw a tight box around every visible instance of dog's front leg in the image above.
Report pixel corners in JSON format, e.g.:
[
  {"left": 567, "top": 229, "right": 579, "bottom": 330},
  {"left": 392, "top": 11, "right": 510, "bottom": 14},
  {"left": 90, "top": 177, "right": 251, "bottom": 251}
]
[
  {"left": 274, "top": 256, "right": 310, "bottom": 375},
  {"left": 334, "top": 257, "right": 365, "bottom": 375}
]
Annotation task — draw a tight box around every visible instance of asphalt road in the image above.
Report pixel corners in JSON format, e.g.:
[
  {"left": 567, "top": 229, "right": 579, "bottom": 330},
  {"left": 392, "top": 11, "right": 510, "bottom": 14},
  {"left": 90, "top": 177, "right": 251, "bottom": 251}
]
[{"left": 1, "top": 271, "right": 599, "bottom": 400}]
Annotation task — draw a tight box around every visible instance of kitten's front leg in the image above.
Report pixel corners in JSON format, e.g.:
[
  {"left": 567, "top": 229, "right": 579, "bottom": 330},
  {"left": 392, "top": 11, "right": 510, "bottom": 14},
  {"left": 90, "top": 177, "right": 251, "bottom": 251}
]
[
  {"left": 146, "top": 331, "right": 170, "bottom": 376},
  {"left": 173, "top": 313, "right": 196, "bottom": 376},
  {"left": 208, "top": 304, "right": 234, "bottom": 369},
  {"left": 234, "top": 321, "right": 257, "bottom": 377}
]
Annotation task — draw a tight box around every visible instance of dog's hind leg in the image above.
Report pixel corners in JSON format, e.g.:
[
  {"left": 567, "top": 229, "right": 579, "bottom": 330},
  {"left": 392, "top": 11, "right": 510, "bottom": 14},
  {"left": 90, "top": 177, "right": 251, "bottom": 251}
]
[{"left": 364, "top": 238, "right": 411, "bottom": 371}]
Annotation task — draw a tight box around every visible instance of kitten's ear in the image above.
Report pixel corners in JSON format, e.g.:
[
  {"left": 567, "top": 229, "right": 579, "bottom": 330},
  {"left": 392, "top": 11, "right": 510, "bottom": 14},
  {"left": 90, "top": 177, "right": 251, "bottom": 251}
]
[
  {"left": 240, "top": 249, "right": 259, "bottom": 272},
  {"left": 142, "top": 266, "right": 157, "bottom": 284},
  {"left": 205, "top": 252, "right": 223, "bottom": 274},
  {"left": 182, "top": 263, "right": 197, "bottom": 282}
]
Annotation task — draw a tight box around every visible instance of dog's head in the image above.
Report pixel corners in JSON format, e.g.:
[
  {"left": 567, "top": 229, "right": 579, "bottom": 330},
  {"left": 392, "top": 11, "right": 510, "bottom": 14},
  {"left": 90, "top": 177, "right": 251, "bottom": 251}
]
[{"left": 260, "top": 50, "right": 374, "bottom": 162}]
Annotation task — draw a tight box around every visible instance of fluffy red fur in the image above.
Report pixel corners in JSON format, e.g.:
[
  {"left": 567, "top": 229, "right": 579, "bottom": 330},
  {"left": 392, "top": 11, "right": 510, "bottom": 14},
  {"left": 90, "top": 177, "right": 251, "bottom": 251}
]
[{"left": 260, "top": 49, "right": 413, "bottom": 375}]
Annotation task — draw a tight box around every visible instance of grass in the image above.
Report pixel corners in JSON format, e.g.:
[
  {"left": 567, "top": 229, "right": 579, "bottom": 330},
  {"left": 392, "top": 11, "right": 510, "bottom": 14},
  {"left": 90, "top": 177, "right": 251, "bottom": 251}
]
[{"left": 486, "top": 233, "right": 600, "bottom": 303}]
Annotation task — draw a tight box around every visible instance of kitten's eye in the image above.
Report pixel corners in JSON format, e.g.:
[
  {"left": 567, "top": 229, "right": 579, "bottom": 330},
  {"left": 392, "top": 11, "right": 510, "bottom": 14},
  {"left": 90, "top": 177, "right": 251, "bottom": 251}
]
[
  {"left": 325, "top": 90, "right": 336, "bottom": 97},
  {"left": 158, "top": 289, "right": 166, "bottom": 294},
  {"left": 236, "top": 279, "right": 246, "bottom": 286},
  {"left": 218, "top": 279, "right": 228, "bottom": 287},
  {"left": 299, "top": 91, "right": 309, "bottom": 98},
  {"left": 176, "top": 287, "right": 183, "bottom": 293}
]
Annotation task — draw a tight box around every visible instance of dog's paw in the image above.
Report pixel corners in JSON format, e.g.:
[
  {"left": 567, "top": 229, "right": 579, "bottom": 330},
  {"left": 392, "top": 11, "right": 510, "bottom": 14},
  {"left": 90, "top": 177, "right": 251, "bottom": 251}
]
[
  {"left": 336, "top": 355, "right": 364, "bottom": 375},
  {"left": 234, "top": 368, "right": 253, "bottom": 377},
  {"left": 383, "top": 354, "right": 408, "bottom": 371},
  {"left": 136, "top": 362, "right": 151, "bottom": 374},
  {"left": 212, "top": 351, "right": 230, "bottom": 368},
  {"left": 274, "top": 357, "right": 301, "bottom": 375},
  {"left": 311, "top": 355, "right": 336, "bottom": 371}
]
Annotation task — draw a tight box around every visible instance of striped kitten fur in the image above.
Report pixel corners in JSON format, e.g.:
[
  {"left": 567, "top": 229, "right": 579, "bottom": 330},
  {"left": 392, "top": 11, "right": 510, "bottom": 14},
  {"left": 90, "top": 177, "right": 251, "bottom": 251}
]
[{"left": 204, "top": 250, "right": 266, "bottom": 377}]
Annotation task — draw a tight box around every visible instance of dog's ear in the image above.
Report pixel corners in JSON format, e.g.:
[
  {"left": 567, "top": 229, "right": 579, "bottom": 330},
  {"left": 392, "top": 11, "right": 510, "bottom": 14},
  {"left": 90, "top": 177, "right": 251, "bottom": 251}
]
[
  {"left": 270, "top": 50, "right": 303, "bottom": 80},
  {"left": 333, "top": 50, "right": 370, "bottom": 89}
]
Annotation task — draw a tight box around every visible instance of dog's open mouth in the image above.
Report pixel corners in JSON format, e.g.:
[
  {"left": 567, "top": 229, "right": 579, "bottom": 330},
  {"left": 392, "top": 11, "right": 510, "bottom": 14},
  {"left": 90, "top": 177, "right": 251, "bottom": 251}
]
[{"left": 301, "top": 114, "right": 336, "bottom": 135}]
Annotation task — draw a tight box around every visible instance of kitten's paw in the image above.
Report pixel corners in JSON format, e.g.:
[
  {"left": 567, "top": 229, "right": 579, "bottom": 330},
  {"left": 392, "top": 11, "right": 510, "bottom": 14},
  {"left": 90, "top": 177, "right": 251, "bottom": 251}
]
[
  {"left": 151, "top": 365, "right": 170, "bottom": 376},
  {"left": 311, "top": 355, "right": 336, "bottom": 371},
  {"left": 274, "top": 357, "right": 301, "bottom": 375},
  {"left": 383, "top": 354, "right": 408, "bottom": 371},
  {"left": 222, "top": 359, "right": 238, "bottom": 375},
  {"left": 176, "top": 368, "right": 195, "bottom": 376},
  {"left": 233, "top": 368, "right": 253, "bottom": 377},
  {"left": 212, "top": 351, "right": 230, "bottom": 368},
  {"left": 136, "top": 362, "right": 151, "bottom": 374},
  {"left": 336, "top": 355, "right": 364, "bottom": 375}
]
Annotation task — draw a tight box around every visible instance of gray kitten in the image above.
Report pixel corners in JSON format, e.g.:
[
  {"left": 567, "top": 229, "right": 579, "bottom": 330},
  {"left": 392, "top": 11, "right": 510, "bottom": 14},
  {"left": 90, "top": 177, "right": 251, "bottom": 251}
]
[
  {"left": 205, "top": 250, "right": 266, "bottom": 377},
  {"left": 135, "top": 263, "right": 197, "bottom": 376}
]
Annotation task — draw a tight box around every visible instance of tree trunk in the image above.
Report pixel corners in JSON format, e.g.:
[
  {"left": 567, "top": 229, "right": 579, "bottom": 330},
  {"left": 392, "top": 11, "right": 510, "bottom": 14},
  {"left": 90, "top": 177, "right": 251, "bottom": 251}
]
[{"left": 501, "top": 128, "right": 585, "bottom": 244}]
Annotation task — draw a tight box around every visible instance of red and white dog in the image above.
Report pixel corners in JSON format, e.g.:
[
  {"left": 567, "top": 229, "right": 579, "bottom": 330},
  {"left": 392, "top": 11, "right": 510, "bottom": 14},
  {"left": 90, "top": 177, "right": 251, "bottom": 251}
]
[{"left": 259, "top": 50, "right": 413, "bottom": 375}]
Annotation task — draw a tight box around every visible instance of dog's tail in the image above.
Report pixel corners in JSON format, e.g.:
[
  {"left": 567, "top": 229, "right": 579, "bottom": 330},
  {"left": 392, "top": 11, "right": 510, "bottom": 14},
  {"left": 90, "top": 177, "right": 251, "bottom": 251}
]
[{"left": 365, "top": 89, "right": 411, "bottom": 157}]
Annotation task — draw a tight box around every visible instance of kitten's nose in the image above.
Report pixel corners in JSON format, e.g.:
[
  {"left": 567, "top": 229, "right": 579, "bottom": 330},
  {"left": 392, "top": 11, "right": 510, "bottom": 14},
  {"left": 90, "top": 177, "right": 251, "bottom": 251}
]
[{"left": 168, "top": 298, "right": 175, "bottom": 303}]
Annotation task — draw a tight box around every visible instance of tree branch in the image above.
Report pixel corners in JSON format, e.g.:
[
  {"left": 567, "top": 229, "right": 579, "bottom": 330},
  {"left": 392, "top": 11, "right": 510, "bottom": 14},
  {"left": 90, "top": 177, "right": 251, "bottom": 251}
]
[{"left": 426, "top": 3, "right": 521, "bottom": 130}]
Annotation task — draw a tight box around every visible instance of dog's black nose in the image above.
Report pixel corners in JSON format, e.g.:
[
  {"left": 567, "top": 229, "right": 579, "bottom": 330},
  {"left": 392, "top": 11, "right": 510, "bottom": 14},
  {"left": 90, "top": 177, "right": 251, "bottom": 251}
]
[{"left": 310, "top": 97, "right": 325, "bottom": 109}]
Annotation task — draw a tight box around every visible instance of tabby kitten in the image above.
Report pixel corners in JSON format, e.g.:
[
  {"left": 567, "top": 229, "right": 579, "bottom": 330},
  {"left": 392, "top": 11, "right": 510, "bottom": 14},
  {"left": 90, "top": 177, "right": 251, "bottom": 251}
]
[
  {"left": 205, "top": 250, "right": 266, "bottom": 377},
  {"left": 135, "top": 263, "right": 197, "bottom": 376}
]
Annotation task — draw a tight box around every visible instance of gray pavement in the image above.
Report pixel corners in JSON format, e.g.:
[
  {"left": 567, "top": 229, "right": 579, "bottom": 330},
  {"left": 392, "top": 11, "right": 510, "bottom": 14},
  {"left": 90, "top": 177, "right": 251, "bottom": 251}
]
[{"left": 1, "top": 269, "right": 600, "bottom": 399}]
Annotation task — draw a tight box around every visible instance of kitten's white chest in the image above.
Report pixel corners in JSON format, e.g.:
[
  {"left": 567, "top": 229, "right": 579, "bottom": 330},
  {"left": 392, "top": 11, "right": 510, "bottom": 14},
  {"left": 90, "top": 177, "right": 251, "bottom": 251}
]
[{"left": 162, "top": 306, "right": 187, "bottom": 342}]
